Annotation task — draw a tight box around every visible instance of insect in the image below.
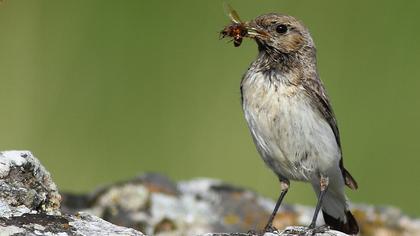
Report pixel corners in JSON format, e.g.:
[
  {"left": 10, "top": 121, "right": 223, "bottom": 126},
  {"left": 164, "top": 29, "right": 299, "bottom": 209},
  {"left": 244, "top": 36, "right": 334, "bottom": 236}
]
[{"left": 220, "top": 3, "right": 248, "bottom": 47}]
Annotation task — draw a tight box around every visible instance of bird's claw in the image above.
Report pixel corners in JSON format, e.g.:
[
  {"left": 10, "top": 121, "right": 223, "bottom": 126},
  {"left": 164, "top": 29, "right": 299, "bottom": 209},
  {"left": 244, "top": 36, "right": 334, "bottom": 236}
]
[
  {"left": 280, "top": 225, "right": 330, "bottom": 236},
  {"left": 246, "top": 225, "right": 278, "bottom": 236},
  {"left": 307, "top": 225, "right": 330, "bottom": 235},
  {"left": 247, "top": 229, "right": 258, "bottom": 235},
  {"left": 263, "top": 224, "right": 278, "bottom": 233}
]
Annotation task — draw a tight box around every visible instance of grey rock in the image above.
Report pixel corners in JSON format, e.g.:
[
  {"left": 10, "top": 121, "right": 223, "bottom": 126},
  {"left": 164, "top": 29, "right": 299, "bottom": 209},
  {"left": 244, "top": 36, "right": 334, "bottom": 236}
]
[
  {"left": 0, "top": 150, "right": 60, "bottom": 214},
  {"left": 0, "top": 150, "right": 145, "bottom": 236},
  {"left": 202, "top": 226, "right": 349, "bottom": 236},
  {"left": 69, "top": 212, "right": 144, "bottom": 236},
  {"left": 62, "top": 174, "right": 420, "bottom": 236},
  {"left": 1, "top": 150, "right": 419, "bottom": 236},
  {"left": 0, "top": 212, "right": 145, "bottom": 236}
]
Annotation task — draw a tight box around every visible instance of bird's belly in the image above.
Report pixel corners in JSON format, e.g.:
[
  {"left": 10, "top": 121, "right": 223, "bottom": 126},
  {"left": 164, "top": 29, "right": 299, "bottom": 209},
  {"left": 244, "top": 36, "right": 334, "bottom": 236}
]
[{"left": 242, "top": 82, "right": 340, "bottom": 181}]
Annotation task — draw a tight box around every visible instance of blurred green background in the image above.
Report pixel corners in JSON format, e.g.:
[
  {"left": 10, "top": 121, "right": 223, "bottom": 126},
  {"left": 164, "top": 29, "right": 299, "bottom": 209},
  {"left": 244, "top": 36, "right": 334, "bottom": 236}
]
[{"left": 0, "top": 1, "right": 419, "bottom": 216}]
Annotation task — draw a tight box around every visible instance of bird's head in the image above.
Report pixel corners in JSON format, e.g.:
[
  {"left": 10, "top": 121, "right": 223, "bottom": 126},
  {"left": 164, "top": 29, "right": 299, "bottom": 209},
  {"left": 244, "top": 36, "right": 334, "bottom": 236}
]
[{"left": 246, "top": 13, "right": 315, "bottom": 55}]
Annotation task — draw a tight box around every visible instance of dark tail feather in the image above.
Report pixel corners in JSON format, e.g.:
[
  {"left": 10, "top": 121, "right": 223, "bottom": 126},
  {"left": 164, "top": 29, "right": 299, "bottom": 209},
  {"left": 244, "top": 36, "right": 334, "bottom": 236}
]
[
  {"left": 343, "top": 168, "right": 358, "bottom": 190},
  {"left": 323, "top": 210, "right": 359, "bottom": 235}
]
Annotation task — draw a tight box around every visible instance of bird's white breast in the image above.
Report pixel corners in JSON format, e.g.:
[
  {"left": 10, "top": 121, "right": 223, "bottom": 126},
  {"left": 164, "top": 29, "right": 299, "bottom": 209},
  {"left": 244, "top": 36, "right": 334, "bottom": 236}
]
[{"left": 241, "top": 71, "right": 340, "bottom": 182}]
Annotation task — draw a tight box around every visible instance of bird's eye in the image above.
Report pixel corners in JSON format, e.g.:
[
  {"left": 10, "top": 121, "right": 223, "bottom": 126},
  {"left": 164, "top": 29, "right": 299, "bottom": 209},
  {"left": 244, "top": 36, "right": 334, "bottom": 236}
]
[{"left": 275, "top": 24, "right": 288, "bottom": 34}]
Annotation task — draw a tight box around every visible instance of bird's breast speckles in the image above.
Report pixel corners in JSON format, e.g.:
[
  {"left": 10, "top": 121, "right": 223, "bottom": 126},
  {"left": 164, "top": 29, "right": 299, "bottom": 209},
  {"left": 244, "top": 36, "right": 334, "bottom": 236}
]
[
  {"left": 241, "top": 71, "right": 300, "bottom": 116},
  {"left": 241, "top": 71, "right": 340, "bottom": 181}
]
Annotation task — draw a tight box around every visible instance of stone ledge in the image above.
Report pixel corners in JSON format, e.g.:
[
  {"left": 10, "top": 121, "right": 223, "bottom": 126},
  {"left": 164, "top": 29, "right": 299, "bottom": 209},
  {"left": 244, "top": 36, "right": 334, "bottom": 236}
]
[
  {"left": 0, "top": 150, "right": 419, "bottom": 236},
  {"left": 0, "top": 151, "right": 144, "bottom": 236}
]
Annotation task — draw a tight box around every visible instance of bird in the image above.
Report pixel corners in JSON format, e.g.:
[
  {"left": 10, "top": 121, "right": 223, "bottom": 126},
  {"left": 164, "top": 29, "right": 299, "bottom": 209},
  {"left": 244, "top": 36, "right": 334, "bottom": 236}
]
[{"left": 221, "top": 10, "right": 359, "bottom": 235}]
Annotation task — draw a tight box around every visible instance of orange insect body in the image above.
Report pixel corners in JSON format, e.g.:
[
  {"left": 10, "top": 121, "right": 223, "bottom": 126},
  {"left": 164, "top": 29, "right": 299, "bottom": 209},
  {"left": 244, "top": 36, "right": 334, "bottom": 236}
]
[
  {"left": 220, "top": 3, "right": 248, "bottom": 47},
  {"left": 221, "top": 23, "right": 247, "bottom": 47}
]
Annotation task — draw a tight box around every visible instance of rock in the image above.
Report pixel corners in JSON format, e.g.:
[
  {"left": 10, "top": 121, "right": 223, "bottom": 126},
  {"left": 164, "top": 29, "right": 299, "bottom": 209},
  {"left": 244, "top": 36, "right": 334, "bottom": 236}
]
[
  {"left": 0, "top": 150, "right": 145, "bottom": 236},
  {"left": 69, "top": 212, "right": 144, "bottom": 236},
  {"left": 1, "top": 150, "right": 419, "bottom": 236},
  {"left": 0, "top": 150, "right": 60, "bottom": 215},
  {"left": 201, "top": 226, "right": 349, "bottom": 236},
  {"left": 62, "top": 175, "right": 420, "bottom": 236},
  {"left": 0, "top": 212, "right": 145, "bottom": 236}
]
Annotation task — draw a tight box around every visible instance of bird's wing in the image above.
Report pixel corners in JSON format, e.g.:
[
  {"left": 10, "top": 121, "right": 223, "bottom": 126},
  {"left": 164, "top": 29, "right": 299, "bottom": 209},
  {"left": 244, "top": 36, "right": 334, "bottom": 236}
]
[
  {"left": 302, "top": 77, "right": 341, "bottom": 148},
  {"left": 302, "top": 77, "right": 358, "bottom": 190}
]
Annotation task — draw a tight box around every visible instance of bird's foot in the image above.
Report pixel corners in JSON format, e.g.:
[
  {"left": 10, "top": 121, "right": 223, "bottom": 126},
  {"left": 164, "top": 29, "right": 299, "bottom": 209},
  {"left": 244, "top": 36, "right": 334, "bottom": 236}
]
[
  {"left": 246, "top": 225, "right": 278, "bottom": 236},
  {"left": 306, "top": 225, "right": 330, "bottom": 235},
  {"left": 263, "top": 224, "right": 278, "bottom": 233},
  {"left": 247, "top": 229, "right": 258, "bottom": 235},
  {"left": 281, "top": 225, "right": 329, "bottom": 236}
]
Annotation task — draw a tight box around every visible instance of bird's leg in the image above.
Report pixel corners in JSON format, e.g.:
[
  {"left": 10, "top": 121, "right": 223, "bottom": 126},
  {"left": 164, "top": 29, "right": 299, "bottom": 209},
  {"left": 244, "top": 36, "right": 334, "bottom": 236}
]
[
  {"left": 263, "top": 178, "right": 290, "bottom": 232},
  {"left": 309, "top": 175, "right": 329, "bottom": 229}
]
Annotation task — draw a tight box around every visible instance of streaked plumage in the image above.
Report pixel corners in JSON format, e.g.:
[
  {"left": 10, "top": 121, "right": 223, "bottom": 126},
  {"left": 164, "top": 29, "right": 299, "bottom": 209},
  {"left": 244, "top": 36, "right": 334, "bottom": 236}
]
[{"left": 227, "top": 13, "right": 359, "bottom": 234}]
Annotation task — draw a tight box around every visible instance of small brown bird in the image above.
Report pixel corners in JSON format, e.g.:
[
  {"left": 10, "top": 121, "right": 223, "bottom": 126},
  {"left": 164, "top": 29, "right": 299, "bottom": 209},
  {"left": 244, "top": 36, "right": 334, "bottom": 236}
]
[{"left": 221, "top": 6, "right": 359, "bottom": 235}]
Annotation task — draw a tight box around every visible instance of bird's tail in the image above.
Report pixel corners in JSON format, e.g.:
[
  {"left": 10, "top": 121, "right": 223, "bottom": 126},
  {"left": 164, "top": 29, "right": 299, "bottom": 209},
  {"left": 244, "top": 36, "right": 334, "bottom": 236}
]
[
  {"left": 323, "top": 208, "right": 359, "bottom": 235},
  {"left": 313, "top": 183, "right": 359, "bottom": 235}
]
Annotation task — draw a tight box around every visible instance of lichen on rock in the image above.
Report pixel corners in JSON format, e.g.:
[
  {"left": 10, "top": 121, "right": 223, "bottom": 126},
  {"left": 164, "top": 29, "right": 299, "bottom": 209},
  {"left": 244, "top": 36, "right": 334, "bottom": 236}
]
[
  {"left": 0, "top": 151, "right": 145, "bottom": 236},
  {"left": 0, "top": 151, "right": 61, "bottom": 214},
  {"left": 0, "top": 150, "right": 419, "bottom": 236}
]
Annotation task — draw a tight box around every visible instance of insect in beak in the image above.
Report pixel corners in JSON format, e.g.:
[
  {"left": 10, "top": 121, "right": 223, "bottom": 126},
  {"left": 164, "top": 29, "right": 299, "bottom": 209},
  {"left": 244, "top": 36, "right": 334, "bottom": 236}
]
[
  {"left": 220, "top": 3, "right": 268, "bottom": 47},
  {"left": 246, "top": 26, "right": 269, "bottom": 38},
  {"left": 219, "top": 3, "right": 247, "bottom": 47}
]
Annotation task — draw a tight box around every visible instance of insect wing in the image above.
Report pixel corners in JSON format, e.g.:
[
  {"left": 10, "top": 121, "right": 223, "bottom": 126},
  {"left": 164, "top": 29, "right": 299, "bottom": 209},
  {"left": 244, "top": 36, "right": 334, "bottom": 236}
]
[{"left": 223, "top": 2, "right": 242, "bottom": 24}]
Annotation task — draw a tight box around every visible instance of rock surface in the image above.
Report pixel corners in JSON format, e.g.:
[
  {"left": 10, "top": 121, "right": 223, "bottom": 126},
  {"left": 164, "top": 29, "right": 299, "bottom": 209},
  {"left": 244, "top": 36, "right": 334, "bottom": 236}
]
[
  {"left": 61, "top": 174, "right": 420, "bottom": 235},
  {"left": 0, "top": 150, "right": 144, "bottom": 236},
  {"left": 0, "top": 150, "right": 419, "bottom": 236}
]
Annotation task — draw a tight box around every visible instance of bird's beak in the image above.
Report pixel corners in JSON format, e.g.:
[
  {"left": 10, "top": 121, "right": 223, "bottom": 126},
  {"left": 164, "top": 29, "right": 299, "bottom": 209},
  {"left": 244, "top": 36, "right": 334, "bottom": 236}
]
[{"left": 245, "top": 22, "right": 268, "bottom": 39}]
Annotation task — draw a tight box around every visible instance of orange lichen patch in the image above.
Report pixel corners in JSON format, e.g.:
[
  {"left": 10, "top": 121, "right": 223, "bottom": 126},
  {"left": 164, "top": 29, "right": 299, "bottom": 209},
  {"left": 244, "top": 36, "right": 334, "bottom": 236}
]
[
  {"left": 371, "top": 227, "right": 403, "bottom": 236},
  {"left": 254, "top": 219, "right": 268, "bottom": 231},
  {"left": 243, "top": 211, "right": 269, "bottom": 230},
  {"left": 143, "top": 182, "right": 178, "bottom": 196},
  {"left": 230, "top": 191, "right": 246, "bottom": 200},
  {"left": 272, "top": 212, "right": 299, "bottom": 229},
  {"left": 243, "top": 213, "right": 257, "bottom": 227},
  {"left": 352, "top": 208, "right": 406, "bottom": 236},
  {"left": 352, "top": 209, "right": 367, "bottom": 221},
  {"left": 154, "top": 218, "right": 177, "bottom": 234},
  {"left": 362, "top": 224, "right": 404, "bottom": 236},
  {"left": 351, "top": 209, "right": 370, "bottom": 228},
  {"left": 61, "top": 223, "right": 70, "bottom": 230},
  {"left": 224, "top": 213, "right": 240, "bottom": 225},
  {"left": 352, "top": 209, "right": 383, "bottom": 235}
]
